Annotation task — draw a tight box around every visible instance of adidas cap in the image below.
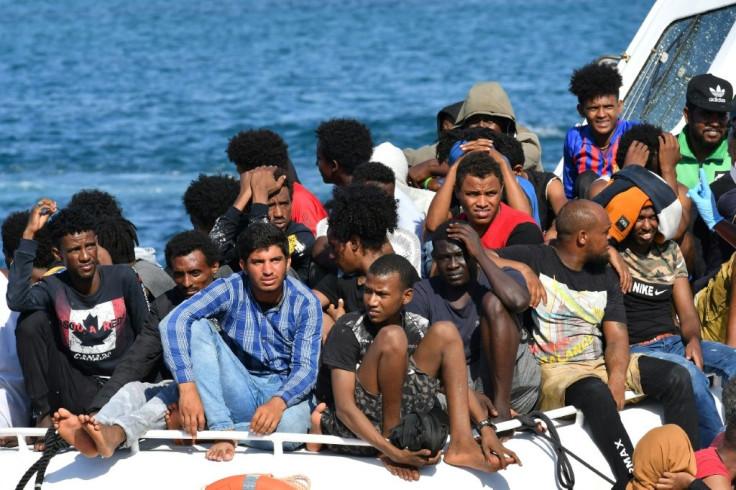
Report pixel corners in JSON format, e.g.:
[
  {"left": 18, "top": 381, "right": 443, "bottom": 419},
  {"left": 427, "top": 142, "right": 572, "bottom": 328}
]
[{"left": 686, "top": 73, "right": 736, "bottom": 112}]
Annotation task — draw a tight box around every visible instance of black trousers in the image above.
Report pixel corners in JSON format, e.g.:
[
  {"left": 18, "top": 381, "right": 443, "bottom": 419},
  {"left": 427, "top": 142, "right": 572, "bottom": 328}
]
[
  {"left": 565, "top": 355, "right": 699, "bottom": 483},
  {"left": 15, "top": 309, "right": 102, "bottom": 416}
]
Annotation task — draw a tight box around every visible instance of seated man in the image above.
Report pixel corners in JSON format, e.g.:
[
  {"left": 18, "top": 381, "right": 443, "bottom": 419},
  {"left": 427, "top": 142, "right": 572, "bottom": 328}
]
[
  {"left": 425, "top": 151, "right": 543, "bottom": 251},
  {"left": 495, "top": 200, "right": 699, "bottom": 482},
  {"left": 614, "top": 201, "right": 736, "bottom": 447},
  {"left": 563, "top": 62, "right": 637, "bottom": 199},
  {"left": 310, "top": 254, "right": 518, "bottom": 481},
  {"left": 209, "top": 166, "right": 314, "bottom": 282},
  {"left": 182, "top": 173, "right": 240, "bottom": 234},
  {"left": 406, "top": 220, "right": 539, "bottom": 421},
  {"left": 312, "top": 184, "right": 399, "bottom": 338},
  {"left": 314, "top": 117, "right": 374, "bottom": 189},
  {"left": 7, "top": 202, "right": 149, "bottom": 432},
  {"left": 161, "top": 223, "right": 322, "bottom": 461},
  {"left": 225, "top": 129, "right": 327, "bottom": 235},
  {"left": 53, "top": 230, "right": 221, "bottom": 458}
]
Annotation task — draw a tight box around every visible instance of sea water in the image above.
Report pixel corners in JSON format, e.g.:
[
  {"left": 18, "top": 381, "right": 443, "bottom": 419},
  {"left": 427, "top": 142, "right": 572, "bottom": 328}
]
[{"left": 0, "top": 0, "right": 651, "bottom": 264}]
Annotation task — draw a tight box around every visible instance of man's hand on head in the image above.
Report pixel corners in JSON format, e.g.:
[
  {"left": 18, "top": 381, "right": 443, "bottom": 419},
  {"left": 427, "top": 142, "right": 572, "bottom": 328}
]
[
  {"left": 249, "top": 396, "right": 286, "bottom": 435},
  {"left": 250, "top": 166, "right": 286, "bottom": 204},
  {"left": 623, "top": 140, "right": 650, "bottom": 168},
  {"left": 23, "top": 197, "right": 57, "bottom": 240},
  {"left": 178, "top": 382, "right": 206, "bottom": 438},
  {"left": 446, "top": 221, "right": 484, "bottom": 259},
  {"left": 658, "top": 133, "right": 681, "bottom": 173}
]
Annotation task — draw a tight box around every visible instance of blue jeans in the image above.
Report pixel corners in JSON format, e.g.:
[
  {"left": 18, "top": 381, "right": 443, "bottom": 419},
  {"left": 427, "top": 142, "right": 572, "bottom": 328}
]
[
  {"left": 189, "top": 319, "right": 311, "bottom": 451},
  {"left": 630, "top": 335, "right": 736, "bottom": 446},
  {"left": 95, "top": 380, "right": 177, "bottom": 448}
]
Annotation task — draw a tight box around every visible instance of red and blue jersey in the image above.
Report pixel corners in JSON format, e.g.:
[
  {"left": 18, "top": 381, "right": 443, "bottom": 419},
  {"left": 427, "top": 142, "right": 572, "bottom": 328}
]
[{"left": 562, "top": 119, "right": 637, "bottom": 199}]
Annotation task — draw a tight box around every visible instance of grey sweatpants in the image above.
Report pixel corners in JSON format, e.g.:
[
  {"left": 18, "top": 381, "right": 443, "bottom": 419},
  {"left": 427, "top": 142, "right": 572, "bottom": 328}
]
[{"left": 95, "top": 380, "right": 178, "bottom": 448}]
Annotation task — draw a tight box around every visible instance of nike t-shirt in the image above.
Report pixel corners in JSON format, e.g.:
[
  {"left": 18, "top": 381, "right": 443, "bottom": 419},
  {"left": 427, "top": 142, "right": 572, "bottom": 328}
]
[{"left": 617, "top": 241, "right": 687, "bottom": 344}]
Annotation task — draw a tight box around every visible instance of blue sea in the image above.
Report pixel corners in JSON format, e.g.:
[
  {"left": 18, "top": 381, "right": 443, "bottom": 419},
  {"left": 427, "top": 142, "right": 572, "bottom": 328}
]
[{"left": 0, "top": 0, "right": 652, "bottom": 265}]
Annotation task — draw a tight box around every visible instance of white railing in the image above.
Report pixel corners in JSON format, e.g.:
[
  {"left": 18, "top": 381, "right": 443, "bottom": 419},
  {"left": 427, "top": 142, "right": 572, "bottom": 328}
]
[{"left": 0, "top": 391, "right": 648, "bottom": 456}]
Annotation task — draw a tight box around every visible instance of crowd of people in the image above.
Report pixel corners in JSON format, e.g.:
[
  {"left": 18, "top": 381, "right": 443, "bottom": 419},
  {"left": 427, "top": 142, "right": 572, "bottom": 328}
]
[{"left": 2, "top": 61, "right": 736, "bottom": 487}]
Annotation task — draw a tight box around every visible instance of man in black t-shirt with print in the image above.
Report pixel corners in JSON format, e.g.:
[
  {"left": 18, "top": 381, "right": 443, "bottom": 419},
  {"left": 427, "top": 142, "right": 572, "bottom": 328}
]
[
  {"left": 310, "top": 254, "right": 518, "bottom": 481},
  {"left": 7, "top": 201, "right": 148, "bottom": 436},
  {"left": 494, "top": 200, "right": 699, "bottom": 482}
]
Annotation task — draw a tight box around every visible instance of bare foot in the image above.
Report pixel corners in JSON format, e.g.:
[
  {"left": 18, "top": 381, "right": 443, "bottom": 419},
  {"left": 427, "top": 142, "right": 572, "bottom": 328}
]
[
  {"left": 443, "top": 439, "right": 496, "bottom": 473},
  {"left": 79, "top": 414, "right": 125, "bottom": 458},
  {"left": 53, "top": 408, "right": 98, "bottom": 457},
  {"left": 166, "top": 403, "right": 194, "bottom": 446},
  {"left": 0, "top": 436, "right": 18, "bottom": 448},
  {"left": 206, "top": 439, "right": 237, "bottom": 462},
  {"left": 32, "top": 413, "right": 52, "bottom": 452},
  {"left": 378, "top": 453, "right": 421, "bottom": 481},
  {"left": 306, "top": 402, "right": 326, "bottom": 452}
]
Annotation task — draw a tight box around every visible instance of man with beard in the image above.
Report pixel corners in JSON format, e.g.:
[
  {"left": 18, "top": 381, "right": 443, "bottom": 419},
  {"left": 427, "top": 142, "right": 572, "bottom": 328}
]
[
  {"left": 676, "top": 74, "right": 736, "bottom": 188},
  {"left": 613, "top": 202, "right": 736, "bottom": 448},
  {"left": 494, "top": 200, "right": 699, "bottom": 483},
  {"left": 53, "top": 230, "right": 221, "bottom": 457}
]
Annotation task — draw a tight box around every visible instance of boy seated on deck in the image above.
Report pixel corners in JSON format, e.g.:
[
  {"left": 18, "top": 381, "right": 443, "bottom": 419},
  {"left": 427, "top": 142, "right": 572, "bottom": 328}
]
[{"left": 307, "top": 254, "right": 519, "bottom": 482}]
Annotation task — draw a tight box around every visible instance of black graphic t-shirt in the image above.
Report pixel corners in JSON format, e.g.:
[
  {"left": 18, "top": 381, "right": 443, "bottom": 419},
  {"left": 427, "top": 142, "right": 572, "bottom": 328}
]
[
  {"left": 315, "top": 311, "right": 428, "bottom": 405},
  {"left": 617, "top": 241, "right": 687, "bottom": 344},
  {"left": 8, "top": 239, "right": 149, "bottom": 376}
]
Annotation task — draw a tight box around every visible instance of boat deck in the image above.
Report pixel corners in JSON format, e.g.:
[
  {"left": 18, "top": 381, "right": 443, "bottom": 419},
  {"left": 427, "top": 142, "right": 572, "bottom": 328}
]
[{"left": 2, "top": 395, "right": 671, "bottom": 490}]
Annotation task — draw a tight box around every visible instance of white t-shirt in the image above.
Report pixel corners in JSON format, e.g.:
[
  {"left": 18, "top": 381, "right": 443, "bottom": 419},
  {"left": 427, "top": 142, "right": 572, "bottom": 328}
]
[{"left": 0, "top": 273, "right": 30, "bottom": 427}]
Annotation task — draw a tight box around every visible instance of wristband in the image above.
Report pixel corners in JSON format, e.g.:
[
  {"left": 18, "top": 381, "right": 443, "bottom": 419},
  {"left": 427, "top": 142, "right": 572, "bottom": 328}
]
[
  {"left": 476, "top": 418, "right": 497, "bottom": 432},
  {"left": 422, "top": 177, "right": 433, "bottom": 190}
]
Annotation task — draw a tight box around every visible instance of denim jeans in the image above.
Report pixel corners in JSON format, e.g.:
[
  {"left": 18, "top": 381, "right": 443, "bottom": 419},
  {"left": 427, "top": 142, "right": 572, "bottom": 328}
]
[
  {"left": 630, "top": 335, "right": 736, "bottom": 446},
  {"left": 95, "top": 380, "right": 177, "bottom": 448},
  {"left": 189, "top": 319, "right": 311, "bottom": 451}
]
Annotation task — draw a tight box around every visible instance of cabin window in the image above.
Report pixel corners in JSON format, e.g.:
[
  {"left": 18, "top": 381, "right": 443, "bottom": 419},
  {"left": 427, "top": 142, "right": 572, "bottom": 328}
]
[{"left": 622, "top": 5, "right": 736, "bottom": 131}]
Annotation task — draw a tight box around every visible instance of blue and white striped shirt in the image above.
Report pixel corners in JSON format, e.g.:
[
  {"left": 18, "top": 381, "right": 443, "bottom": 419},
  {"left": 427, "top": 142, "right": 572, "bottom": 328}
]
[{"left": 160, "top": 273, "right": 322, "bottom": 407}]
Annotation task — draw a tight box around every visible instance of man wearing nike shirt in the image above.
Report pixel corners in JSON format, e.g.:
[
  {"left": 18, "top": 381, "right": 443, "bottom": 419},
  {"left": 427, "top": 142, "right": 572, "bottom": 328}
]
[{"left": 616, "top": 203, "right": 736, "bottom": 447}]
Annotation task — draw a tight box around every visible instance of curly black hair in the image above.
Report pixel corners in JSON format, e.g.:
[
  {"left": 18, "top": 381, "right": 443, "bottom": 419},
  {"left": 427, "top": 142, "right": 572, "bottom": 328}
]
[
  {"left": 569, "top": 62, "right": 623, "bottom": 105},
  {"left": 369, "top": 253, "right": 419, "bottom": 291},
  {"left": 236, "top": 222, "right": 289, "bottom": 262},
  {"left": 328, "top": 184, "right": 397, "bottom": 252},
  {"left": 165, "top": 230, "right": 220, "bottom": 269},
  {"left": 315, "top": 118, "right": 374, "bottom": 176},
  {"left": 273, "top": 167, "right": 294, "bottom": 197},
  {"left": 351, "top": 161, "right": 395, "bottom": 185},
  {"left": 226, "top": 129, "right": 290, "bottom": 172},
  {"left": 67, "top": 189, "right": 123, "bottom": 220},
  {"left": 454, "top": 152, "right": 503, "bottom": 192},
  {"left": 2, "top": 211, "right": 65, "bottom": 269},
  {"left": 615, "top": 123, "right": 663, "bottom": 170},
  {"left": 46, "top": 208, "right": 96, "bottom": 248},
  {"left": 182, "top": 174, "right": 240, "bottom": 232},
  {"left": 95, "top": 216, "right": 139, "bottom": 264},
  {"left": 2, "top": 211, "right": 28, "bottom": 264}
]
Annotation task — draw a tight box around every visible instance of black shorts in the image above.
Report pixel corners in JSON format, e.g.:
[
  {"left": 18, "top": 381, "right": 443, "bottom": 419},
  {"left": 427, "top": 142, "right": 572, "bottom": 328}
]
[{"left": 320, "top": 358, "right": 439, "bottom": 456}]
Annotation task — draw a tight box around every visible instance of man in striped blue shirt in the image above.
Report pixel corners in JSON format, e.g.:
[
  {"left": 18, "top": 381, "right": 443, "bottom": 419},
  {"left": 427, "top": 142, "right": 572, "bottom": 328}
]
[{"left": 160, "top": 223, "right": 322, "bottom": 461}]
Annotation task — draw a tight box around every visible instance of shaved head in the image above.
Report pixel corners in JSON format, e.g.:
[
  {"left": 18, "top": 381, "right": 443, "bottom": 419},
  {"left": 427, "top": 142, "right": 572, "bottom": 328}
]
[{"left": 556, "top": 200, "right": 607, "bottom": 240}]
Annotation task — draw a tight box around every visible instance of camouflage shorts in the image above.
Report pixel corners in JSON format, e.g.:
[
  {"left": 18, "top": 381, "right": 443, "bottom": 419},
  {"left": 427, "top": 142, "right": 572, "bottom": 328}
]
[{"left": 320, "top": 358, "right": 439, "bottom": 456}]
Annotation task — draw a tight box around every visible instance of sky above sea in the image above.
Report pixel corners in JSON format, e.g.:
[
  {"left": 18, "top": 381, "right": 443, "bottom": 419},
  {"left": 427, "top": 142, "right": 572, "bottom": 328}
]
[{"left": 0, "top": 0, "right": 652, "bottom": 264}]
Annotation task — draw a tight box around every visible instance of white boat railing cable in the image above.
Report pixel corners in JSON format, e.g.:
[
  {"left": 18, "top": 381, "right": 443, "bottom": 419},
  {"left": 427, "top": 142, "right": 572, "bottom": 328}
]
[{"left": 0, "top": 390, "right": 647, "bottom": 457}]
